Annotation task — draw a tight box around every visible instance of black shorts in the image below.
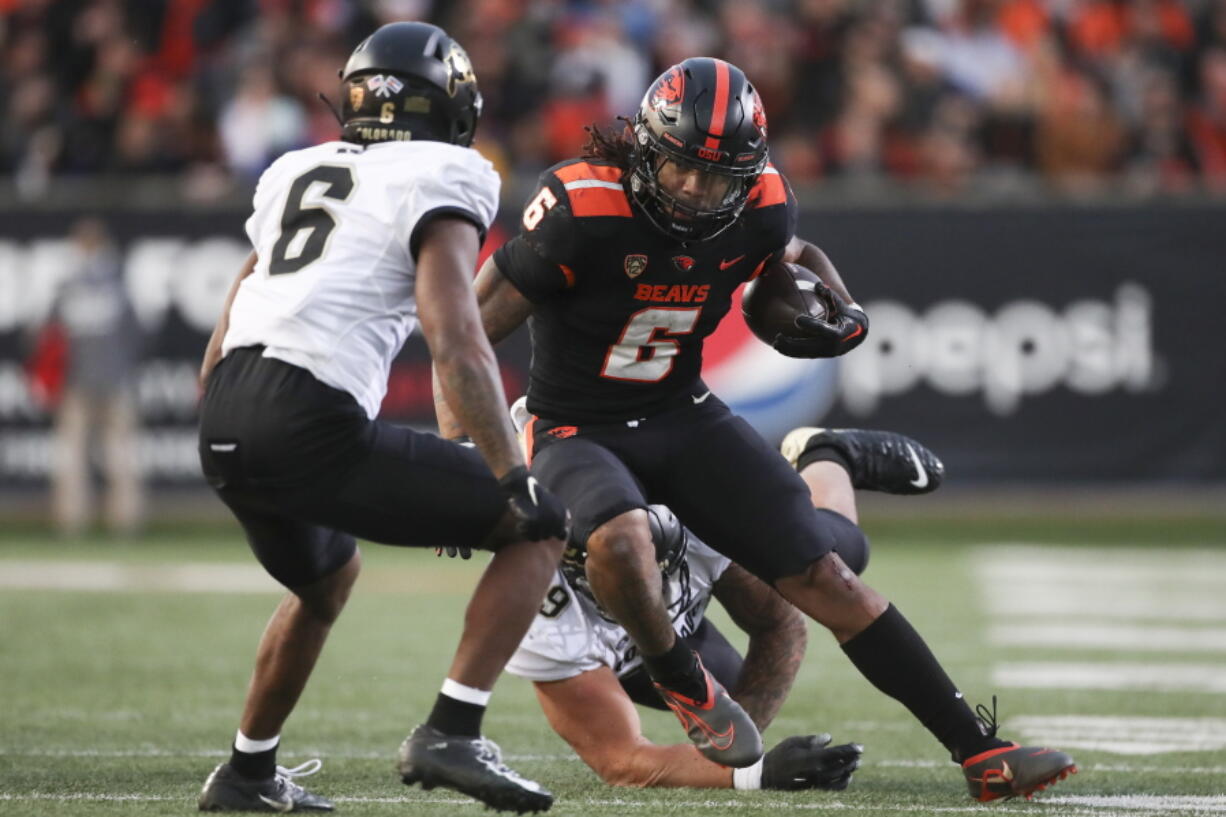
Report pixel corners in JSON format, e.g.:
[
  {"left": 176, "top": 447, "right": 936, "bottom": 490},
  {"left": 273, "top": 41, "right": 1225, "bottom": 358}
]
[
  {"left": 199, "top": 347, "right": 506, "bottom": 587},
  {"left": 527, "top": 393, "right": 858, "bottom": 584}
]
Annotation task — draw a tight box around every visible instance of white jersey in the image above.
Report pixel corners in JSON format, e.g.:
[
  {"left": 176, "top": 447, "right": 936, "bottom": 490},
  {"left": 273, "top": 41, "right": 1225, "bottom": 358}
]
[
  {"left": 505, "top": 538, "right": 731, "bottom": 682},
  {"left": 223, "top": 140, "right": 500, "bottom": 418}
]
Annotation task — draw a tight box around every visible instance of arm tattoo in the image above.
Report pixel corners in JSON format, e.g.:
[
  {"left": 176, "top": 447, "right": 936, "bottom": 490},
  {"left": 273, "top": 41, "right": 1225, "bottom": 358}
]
[{"left": 712, "top": 564, "right": 807, "bottom": 730}]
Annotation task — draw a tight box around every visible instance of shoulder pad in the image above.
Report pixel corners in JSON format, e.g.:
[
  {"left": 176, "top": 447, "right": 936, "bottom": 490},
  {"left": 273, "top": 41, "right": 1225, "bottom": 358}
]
[
  {"left": 747, "top": 164, "right": 787, "bottom": 210},
  {"left": 549, "top": 160, "right": 632, "bottom": 219}
]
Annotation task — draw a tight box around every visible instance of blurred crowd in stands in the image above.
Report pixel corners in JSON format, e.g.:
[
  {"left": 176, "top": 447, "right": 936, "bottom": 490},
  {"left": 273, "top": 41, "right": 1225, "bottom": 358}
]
[{"left": 3, "top": 0, "right": 1226, "bottom": 200}]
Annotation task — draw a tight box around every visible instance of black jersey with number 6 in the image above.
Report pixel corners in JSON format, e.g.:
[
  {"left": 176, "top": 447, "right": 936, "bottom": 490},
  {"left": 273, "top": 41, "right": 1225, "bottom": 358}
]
[{"left": 494, "top": 159, "right": 798, "bottom": 423}]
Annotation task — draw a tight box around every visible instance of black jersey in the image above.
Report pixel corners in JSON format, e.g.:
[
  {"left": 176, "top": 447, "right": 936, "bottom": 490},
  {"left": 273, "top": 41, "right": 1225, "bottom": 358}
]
[{"left": 494, "top": 158, "right": 798, "bottom": 423}]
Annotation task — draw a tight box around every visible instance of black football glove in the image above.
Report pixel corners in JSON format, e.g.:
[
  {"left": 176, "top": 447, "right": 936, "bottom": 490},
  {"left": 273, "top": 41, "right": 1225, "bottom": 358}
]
[
  {"left": 434, "top": 545, "right": 473, "bottom": 559},
  {"left": 761, "top": 734, "right": 863, "bottom": 791},
  {"left": 498, "top": 465, "right": 571, "bottom": 542},
  {"left": 772, "top": 283, "right": 869, "bottom": 359}
]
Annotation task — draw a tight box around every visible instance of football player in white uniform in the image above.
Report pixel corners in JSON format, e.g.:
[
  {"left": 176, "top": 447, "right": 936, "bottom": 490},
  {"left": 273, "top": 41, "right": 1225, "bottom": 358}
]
[
  {"left": 196, "top": 22, "right": 567, "bottom": 814},
  {"left": 508, "top": 504, "right": 864, "bottom": 791}
]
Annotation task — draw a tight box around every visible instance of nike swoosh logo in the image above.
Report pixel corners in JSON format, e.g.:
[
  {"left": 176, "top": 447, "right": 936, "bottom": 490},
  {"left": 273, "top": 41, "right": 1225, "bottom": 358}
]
[
  {"left": 258, "top": 794, "right": 293, "bottom": 812},
  {"left": 664, "top": 700, "right": 737, "bottom": 751},
  {"left": 527, "top": 475, "right": 540, "bottom": 506},
  {"left": 719, "top": 255, "right": 745, "bottom": 270},
  {"left": 692, "top": 391, "right": 712, "bottom": 404},
  {"left": 906, "top": 444, "right": 929, "bottom": 489}
]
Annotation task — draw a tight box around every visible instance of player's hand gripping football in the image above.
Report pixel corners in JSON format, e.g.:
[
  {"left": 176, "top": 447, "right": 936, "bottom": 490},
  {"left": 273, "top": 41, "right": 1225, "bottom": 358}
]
[
  {"left": 498, "top": 466, "right": 572, "bottom": 542},
  {"left": 773, "top": 282, "right": 869, "bottom": 359},
  {"left": 761, "top": 734, "right": 863, "bottom": 791}
]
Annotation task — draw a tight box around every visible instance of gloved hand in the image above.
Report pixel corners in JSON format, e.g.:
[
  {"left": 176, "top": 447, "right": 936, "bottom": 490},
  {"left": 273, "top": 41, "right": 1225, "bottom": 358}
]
[
  {"left": 761, "top": 734, "right": 863, "bottom": 791},
  {"left": 434, "top": 545, "right": 473, "bottom": 559},
  {"left": 498, "top": 466, "right": 571, "bottom": 542},
  {"left": 772, "top": 283, "right": 869, "bottom": 359}
]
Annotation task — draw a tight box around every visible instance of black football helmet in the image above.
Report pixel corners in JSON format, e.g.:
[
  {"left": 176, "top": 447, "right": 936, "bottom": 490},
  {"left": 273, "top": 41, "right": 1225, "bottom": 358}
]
[
  {"left": 561, "top": 505, "right": 691, "bottom": 618},
  {"left": 630, "top": 57, "right": 769, "bottom": 242},
  {"left": 338, "top": 22, "right": 481, "bottom": 146}
]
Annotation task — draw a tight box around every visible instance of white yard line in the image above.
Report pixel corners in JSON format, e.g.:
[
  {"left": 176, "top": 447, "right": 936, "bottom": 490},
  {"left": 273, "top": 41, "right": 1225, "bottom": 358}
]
[
  {"left": 989, "top": 624, "right": 1226, "bottom": 652},
  {"left": 993, "top": 662, "right": 1226, "bottom": 693},
  {"left": 974, "top": 546, "right": 1226, "bottom": 622},
  {"left": 0, "top": 790, "right": 1221, "bottom": 814},
  {"left": 1, "top": 791, "right": 1223, "bottom": 816},
  {"left": 0, "top": 560, "right": 281, "bottom": 593}
]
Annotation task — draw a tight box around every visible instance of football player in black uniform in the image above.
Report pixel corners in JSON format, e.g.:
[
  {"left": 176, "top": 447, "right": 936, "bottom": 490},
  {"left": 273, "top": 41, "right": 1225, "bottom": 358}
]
[{"left": 436, "top": 58, "right": 1077, "bottom": 802}]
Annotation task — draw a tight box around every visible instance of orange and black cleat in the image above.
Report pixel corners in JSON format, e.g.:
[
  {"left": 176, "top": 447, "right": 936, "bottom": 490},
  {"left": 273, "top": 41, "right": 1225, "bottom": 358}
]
[
  {"left": 653, "top": 657, "right": 763, "bottom": 768},
  {"left": 961, "top": 742, "right": 1078, "bottom": 802}
]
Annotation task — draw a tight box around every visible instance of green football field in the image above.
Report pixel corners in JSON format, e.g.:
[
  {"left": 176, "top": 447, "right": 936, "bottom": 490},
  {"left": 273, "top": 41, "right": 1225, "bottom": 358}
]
[{"left": 2, "top": 515, "right": 1225, "bottom": 817}]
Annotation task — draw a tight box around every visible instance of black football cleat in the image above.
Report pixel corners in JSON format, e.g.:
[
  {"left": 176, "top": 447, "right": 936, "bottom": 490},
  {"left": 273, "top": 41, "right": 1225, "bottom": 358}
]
[
  {"left": 198, "top": 759, "right": 334, "bottom": 812},
  {"left": 653, "top": 658, "right": 763, "bottom": 768},
  {"left": 961, "top": 742, "right": 1078, "bottom": 802},
  {"left": 398, "top": 725, "right": 553, "bottom": 813},
  {"left": 780, "top": 427, "right": 944, "bottom": 494}
]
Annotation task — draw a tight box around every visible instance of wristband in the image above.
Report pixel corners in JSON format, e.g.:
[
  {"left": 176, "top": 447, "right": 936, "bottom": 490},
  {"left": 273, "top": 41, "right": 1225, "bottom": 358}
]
[{"left": 732, "top": 757, "right": 764, "bottom": 790}]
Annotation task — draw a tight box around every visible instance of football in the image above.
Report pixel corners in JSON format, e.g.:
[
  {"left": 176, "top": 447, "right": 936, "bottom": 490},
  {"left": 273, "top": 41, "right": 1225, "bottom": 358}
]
[{"left": 741, "top": 261, "right": 828, "bottom": 346}]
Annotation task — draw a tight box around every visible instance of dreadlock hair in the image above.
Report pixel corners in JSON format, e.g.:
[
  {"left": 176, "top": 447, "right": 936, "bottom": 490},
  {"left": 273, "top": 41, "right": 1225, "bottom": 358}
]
[{"left": 581, "top": 117, "right": 635, "bottom": 169}]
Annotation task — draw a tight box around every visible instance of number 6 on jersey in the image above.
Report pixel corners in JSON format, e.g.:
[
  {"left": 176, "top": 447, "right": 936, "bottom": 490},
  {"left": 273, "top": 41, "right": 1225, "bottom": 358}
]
[{"left": 601, "top": 307, "right": 701, "bottom": 382}]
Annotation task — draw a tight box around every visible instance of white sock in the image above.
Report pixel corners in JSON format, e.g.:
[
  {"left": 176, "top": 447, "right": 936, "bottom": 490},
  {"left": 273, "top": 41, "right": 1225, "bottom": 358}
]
[
  {"left": 732, "top": 757, "right": 764, "bottom": 790},
  {"left": 234, "top": 730, "right": 279, "bottom": 754},
  {"left": 441, "top": 678, "right": 491, "bottom": 707}
]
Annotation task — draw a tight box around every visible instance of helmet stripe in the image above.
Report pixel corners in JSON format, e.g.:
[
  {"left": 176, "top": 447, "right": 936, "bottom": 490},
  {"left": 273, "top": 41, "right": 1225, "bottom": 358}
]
[{"left": 704, "top": 59, "right": 731, "bottom": 150}]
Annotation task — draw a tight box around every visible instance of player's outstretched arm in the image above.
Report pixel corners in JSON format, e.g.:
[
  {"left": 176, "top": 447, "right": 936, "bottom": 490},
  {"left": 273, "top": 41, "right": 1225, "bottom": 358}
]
[
  {"left": 417, "top": 219, "right": 525, "bottom": 479},
  {"left": 712, "top": 563, "right": 808, "bottom": 730},
  {"left": 534, "top": 666, "right": 862, "bottom": 790},
  {"left": 533, "top": 667, "right": 733, "bottom": 788},
  {"left": 433, "top": 254, "right": 533, "bottom": 441},
  {"left": 199, "top": 251, "right": 257, "bottom": 388}
]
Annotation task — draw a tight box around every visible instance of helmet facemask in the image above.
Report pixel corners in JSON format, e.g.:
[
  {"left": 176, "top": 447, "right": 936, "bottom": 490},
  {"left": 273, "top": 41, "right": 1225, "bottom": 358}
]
[{"left": 630, "top": 119, "right": 762, "bottom": 242}]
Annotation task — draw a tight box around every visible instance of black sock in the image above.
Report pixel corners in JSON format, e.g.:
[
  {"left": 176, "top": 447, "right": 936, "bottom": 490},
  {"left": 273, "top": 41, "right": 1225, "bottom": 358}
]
[
  {"left": 229, "top": 745, "right": 277, "bottom": 780},
  {"left": 426, "top": 692, "right": 485, "bottom": 737},
  {"left": 798, "top": 445, "right": 852, "bottom": 476},
  {"left": 841, "top": 604, "right": 1007, "bottom": 762},
  {"left": 641, "top": 638, "right": 706, "bottom": 700}
]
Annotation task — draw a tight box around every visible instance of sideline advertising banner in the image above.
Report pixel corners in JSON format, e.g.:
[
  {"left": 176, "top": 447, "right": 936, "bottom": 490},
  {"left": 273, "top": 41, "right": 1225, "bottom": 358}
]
[{"left": 0, "top": 204, "right": 1221, "bottom": 486}]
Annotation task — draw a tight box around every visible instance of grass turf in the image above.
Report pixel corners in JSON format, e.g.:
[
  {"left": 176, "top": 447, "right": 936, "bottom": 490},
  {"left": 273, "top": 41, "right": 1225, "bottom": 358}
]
[{"left": 1, "top": 520, "right": 1224, "bottom": 816}]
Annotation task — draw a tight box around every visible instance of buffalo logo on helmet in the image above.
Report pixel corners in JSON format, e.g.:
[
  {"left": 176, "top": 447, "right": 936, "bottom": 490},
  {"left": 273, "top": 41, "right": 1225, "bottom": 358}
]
[
  {"left": 651, "top": 65, "right": 685, "bottom": 111},
  {"left": 445, "top": 42, "right": 475, "bottom": 97},
  {"left": 624, "top": 254, "right": 648, "bottom": 279},
  {"left": 672, "top": 255, "right": 695, "bottom": 272}
]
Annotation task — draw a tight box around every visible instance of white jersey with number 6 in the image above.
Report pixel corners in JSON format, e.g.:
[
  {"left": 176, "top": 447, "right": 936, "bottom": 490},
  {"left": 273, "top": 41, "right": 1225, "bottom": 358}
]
[{"left": 223, "top": 139, "right": 500, "bottom": 418}]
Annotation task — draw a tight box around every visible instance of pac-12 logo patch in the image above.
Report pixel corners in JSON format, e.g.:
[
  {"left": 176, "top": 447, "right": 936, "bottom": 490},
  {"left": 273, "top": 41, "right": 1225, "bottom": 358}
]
[
  {"left": 624, "top": 254, "right": 648, "bottom": 279},
  {"left": 672, "top": 255, "right": 695, "bottom": 273}
]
